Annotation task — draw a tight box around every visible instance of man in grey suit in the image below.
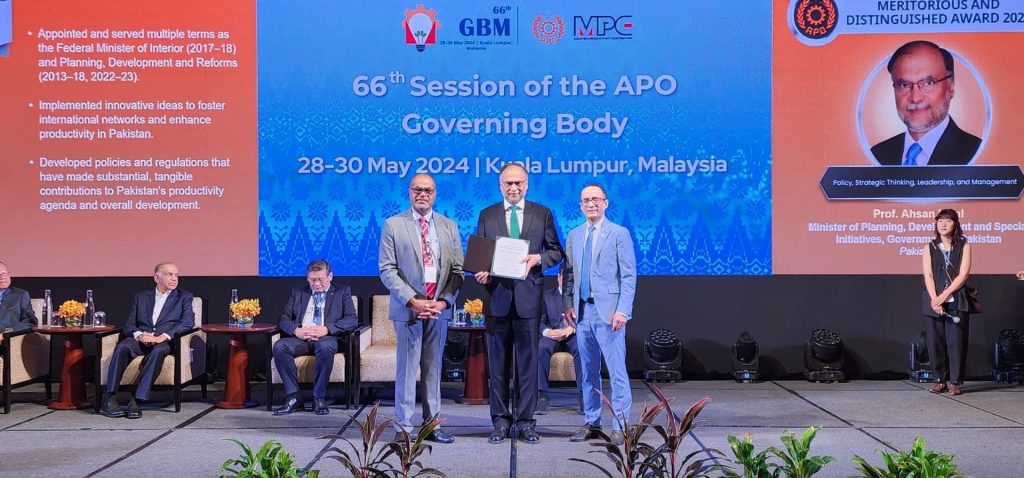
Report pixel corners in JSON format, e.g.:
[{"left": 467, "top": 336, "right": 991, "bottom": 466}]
[
  {"left": 0, "top": 261, "right": 38, "bottom": 346},
  {"left": 562, "top": 184, "right": 637, "bottom": 446},
  {"left": 379, "top": 173, "right": 463, "bottom": 444},
  {"left": 474, "top": 163, "right": 564, "bottom": 444}
]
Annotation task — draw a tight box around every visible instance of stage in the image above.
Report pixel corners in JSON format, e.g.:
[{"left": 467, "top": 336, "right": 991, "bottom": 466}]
[{"left": 2, "top": 380, "right": 1022, "bottom": 477}]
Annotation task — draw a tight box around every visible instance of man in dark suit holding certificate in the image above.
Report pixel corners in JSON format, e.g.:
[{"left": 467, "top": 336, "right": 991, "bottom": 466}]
[
  {"left": 474, "top": 163, "right": 563, "bottom": 444},
  {"left": 100, "top": 262, "right": 194, "bottom": 419}
]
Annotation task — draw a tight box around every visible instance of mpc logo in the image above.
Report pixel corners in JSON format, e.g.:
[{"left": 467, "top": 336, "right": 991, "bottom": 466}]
[{"left": 573, "top": 15, "right": 633, "bottom": 41}]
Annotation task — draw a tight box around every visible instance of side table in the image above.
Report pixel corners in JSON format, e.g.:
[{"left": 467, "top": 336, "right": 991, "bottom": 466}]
[
  {"left": 32, "top": 325, "right": 116, "bottom": 410},
  {"left": 201, "top": 323, "right": 277, "bottom": 409},
  {"left": 448, "top": 324, "right": 488, "bottom": 405}
]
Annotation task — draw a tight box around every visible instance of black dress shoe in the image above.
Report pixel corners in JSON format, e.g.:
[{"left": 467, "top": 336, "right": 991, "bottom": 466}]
[
  {"left": 99, "top": 394, "right": 125, "bottom": 418},
  {"left": 488, "top": 426, "right": 509, "bottom": 444},
  {"left": 427, "top": 428, "right": 455, "bottom": 444},
  {"left": 126, "top": 398, "right": 142, "bottom": 419},
  {"left": 570, "top": 425, "right": 599, "bottom": 442},
  {"left": 520, "top": 427, "right": 540, "bottom": 444},
  {"left": 610, "top": 430, "right": 625, "bottom": 446},
  {"left": 536, "top": 394, "right": 550, "bottom": 415},
  {"left": 313, "top": 398, "right": 329, "bottom": 415},
  {"left": 273, "top": 396, "right": 303, "bottom": 416}
]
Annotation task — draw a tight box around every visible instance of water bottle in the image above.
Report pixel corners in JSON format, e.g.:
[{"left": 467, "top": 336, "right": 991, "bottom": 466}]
[
  {"left": 85, "top": 289, "right": 96, "bottom": 326},
  {"left": 229, "top": 289, "right": 239, "bottom": 326},
  {"left": 42, "top": 289, "right": 52, "bottom": 327}
]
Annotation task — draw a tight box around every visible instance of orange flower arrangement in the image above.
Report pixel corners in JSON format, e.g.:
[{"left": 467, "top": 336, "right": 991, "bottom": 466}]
[
  {"left": 463, "top": 299, "right": 484, "bottom": 317},
  {"left": 57, "top": 300, "right": 86, "bottom": 326},
  {"left": 230, "top": 298, "right": 261, "bottom": 325}
]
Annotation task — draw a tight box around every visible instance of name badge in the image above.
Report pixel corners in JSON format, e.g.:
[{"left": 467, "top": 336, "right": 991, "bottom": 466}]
[{"left": 424, "top": 264, "right": 438, "bottom": 284}]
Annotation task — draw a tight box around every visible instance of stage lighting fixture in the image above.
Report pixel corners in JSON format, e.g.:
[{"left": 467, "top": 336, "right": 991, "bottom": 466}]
[
  {"left": 804, "top": 328, "right": 845, "bottom": 382},
  {"left": 993, "top": 329, "right": 1024, "bottom": 384},
  {"left": 442, "top": 330, "right": 468, "bottom": 382},
  {"left": 643, "top": 328, "right": 683, "bottom": 382},
  {"left": 731, "top": 331, "right": 760, "bottom": 382},
  {"left": 909, "top": 331, "right": 934, "bottom": 383}
]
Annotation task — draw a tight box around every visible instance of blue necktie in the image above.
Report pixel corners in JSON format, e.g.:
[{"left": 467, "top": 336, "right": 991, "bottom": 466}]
[
  {"left": 903, "top": 143, "right": 923, "bottom": 166},
  {"left": 580, "top": 225, "right": 595, "bottom": 301},
  {"left": 312, "top": 292, "right": 325, "bottom": 326}
]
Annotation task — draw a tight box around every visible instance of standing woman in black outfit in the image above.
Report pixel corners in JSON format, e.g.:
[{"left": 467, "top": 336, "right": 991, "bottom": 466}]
[{"left": 921, "top": 208, "right": 973, "bottom": 396}]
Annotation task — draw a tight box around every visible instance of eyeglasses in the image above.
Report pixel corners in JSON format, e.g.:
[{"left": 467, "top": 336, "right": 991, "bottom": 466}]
[
  {"left": 410, "top": 187, "right": 435, "bottom": 196},
  {"left": 893, "top": 74, "right": 952, "bottom": 94},
  {"left": 580, "top": 197, "right": 607, "bottom": 205},
  {"left": 307, "top": 276, "right": 331, "bottom": 283},
  {"left": 501, "top": 180, "right": 526, "bottom": 188},
  {"left": 0, "top": 271, "right": 9, "bottom": 277}
]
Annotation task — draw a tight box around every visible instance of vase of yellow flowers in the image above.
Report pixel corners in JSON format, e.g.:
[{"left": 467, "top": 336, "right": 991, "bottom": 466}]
[
  {"left": 463, "top": 298, "right": 485, "bottom": 327},
  {"left": 57, "top": 300, "right": 86, "bottom": 327},
  {"left": 229, "top": 298, "right": 261, "bottom": 328}
]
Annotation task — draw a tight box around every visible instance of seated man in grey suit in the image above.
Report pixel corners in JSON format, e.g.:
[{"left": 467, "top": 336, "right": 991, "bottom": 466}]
[
  {"left": 536, "top": 270, "right": 582, "bottom": 414},
  {"left": 0, "top": 261, "right": 38, "bottom": 345},
  {"left": 273, "top": 259, "right": 358, "bottom": 416},
  {"left": 100, "top": 262, "right": 195, "bottom": 419}
]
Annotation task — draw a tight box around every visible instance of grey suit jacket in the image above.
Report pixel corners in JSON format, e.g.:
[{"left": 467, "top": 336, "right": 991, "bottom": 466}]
[
  {"left": 379, "top": 209, "right": 464, "bottom": 321},
  {"left": 0, "top": 287, "right": 37, "bottom": 332}
]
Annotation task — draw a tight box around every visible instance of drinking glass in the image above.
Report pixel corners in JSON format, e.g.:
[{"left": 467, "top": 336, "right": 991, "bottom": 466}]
[{"left": 92, "top": 311, "right": 106, "bottom": 327}]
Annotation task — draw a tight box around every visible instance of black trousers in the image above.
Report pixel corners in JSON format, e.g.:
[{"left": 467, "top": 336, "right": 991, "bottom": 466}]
[
  {"left": 925, "top": 308, "right": 970, "bottom": 384},
  {"left": 486, "top": 304, "right": 539, "bottom": 430},
  {"left": 272, "top": 336, "right": 341, "bottom": 399},
  {"left": 106, "top": 337, "right": 171, "bottom": 400}
]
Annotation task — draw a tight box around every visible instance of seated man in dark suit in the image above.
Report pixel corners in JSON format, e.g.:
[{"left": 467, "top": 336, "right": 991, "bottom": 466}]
[
  {"left": 0, "top": 261, "right": 38, "bottom": 345},
  {"left": 272, "top": 259, "right": 358, "bottom": 415},
  {"left": 100, "top": 262, "right": 195, "bottom": 418},
  {"left": 537, "top": 271, "right": 582, "bottom": 414}
]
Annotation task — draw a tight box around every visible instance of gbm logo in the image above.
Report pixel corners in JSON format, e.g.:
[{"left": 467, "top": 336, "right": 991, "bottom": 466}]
[{"left": 458, "top": 17, "right": 511, "bottom": 37}]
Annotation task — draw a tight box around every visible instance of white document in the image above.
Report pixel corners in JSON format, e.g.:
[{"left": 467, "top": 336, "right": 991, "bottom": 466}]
[{"left": 490, "top": 236, "right": 530, "bottom": 280}]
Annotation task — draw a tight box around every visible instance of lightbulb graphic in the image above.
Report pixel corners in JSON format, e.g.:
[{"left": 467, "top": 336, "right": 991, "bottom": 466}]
[{"left": 403, "top": 4, "right": 440, "bottom": 52}]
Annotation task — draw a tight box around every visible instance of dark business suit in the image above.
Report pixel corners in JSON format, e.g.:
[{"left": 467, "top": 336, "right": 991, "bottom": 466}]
[
  {"left": 107, "top": 288, "right": 195, "bottom": 400},
  {"left": 871, "top": 117, "right": 981, "bottom": 165},
  {"left": 476, "top": 200, "right": 563, "bottom": 430},
  {"left": 0, "top": 287, "right": 37, "bottom": 332},
  {"left": 272, "top": 283, "right": 357, "bottom": 399},
  {"left": 537, "top": 287, "right": 580, "bottom": 395}
]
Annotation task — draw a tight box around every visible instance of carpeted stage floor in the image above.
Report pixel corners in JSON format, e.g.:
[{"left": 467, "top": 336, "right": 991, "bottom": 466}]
[{"left": 2, "top": 380, "right": 1022, "bottom": 477}]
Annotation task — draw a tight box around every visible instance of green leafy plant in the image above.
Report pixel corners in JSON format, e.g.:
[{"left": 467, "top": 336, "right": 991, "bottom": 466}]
[
  {"left": 219, "top": 439, "right": 318, "bottom": 478},
  {"left": 764, "top": 427, "right": 834, "bottom": 478},
  {"left": 719, "top": 434, "right": 775, "bottom": 478},
  {"left": 852, "top": 436, "right": 964, "bottom": 478},
  {"left": 383, "top": 416, "right": 448, "bottom": 478},
  {"left": 319, "top": 401, "right": 445, "bottom": 478},
  {"left": 570, "top": 386, "right": 719, "bottom": 478}
]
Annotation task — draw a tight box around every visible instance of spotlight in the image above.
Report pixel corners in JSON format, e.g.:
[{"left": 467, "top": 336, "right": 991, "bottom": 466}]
[
  {"left": 442, "top": 330, "right": 468, "bottom": 382},
  {"left": 993, "top": 329, "right": 1024, "bottom": 384},
  {"left": 643, "top": 328, "right": 682, "bottom": 382},
  {"left": 804, "top": 328, "right": 845, "bottom": 382},
  {"left": 909, "top": 331, "right": 934, "bottom": 383},
  {"left": 731, "top": 331, "right": 759, "bottom": 382}
]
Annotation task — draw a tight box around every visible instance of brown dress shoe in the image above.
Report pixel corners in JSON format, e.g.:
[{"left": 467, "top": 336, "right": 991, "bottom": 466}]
[
  {"left": 948, "top": 383, "right": 963, "bottom": 396},
  {"left": 929, "top": 383, "right": 947, "bottom": 394}
]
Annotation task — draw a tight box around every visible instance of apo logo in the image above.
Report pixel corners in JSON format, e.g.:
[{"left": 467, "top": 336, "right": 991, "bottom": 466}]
[
  {"left": 574, "top": 15, "right": 633, "bottom": 40},
  {"left": 793, "top": 0, "right": 838, "bottom": 40},
  {"left": 532, "top": 15, "right": 565, "bottom": 45},
  {"left": 404, "top": 4, "right": 441, "bottom": 52}
]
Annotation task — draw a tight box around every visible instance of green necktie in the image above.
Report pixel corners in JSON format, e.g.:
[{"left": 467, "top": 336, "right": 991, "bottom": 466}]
[{"left": 509, "top": 204, "right": 520, "bottom": 239}]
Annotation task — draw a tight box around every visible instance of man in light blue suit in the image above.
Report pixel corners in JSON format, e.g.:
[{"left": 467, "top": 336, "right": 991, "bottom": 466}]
[
  {"left": 561, "top": 184, "right": 636, "bottom": 446},
  {"left": 379, "top": 173, "right": 463, "bottom": 444}
]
